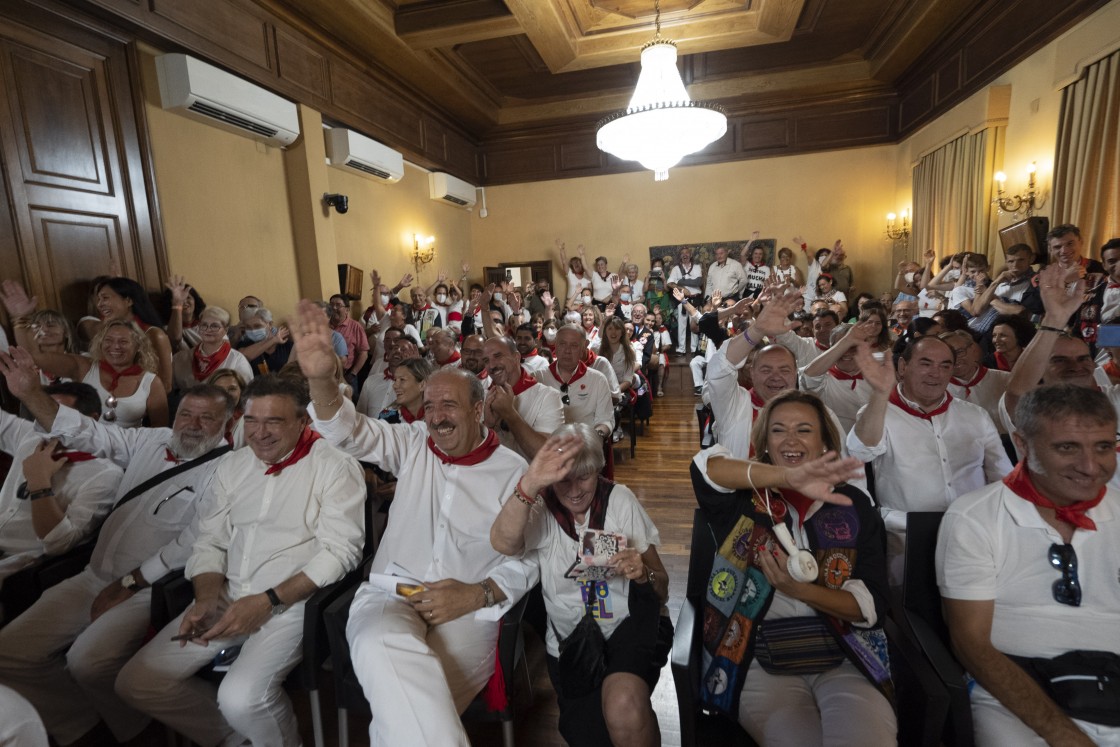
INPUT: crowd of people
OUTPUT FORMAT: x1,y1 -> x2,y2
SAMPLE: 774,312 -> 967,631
0,224 -> 1115,746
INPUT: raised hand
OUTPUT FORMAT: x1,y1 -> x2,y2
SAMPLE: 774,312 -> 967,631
396,340 -> 419,361
0,280 -> 38,318
166,274 -> 191,306
622,253 -> 630,264
750,284 -> 802,338
370,269 -> 381,290
923,249 -> 936,264
437,270 -> 447,283
611,275 -> 622,290
541,291 -> 554,308
848,318 -> 881,345
292,300 -> 339,380
672,287 -> 685,303
792,235 -> 805,247
521,434 -> 584,495
399,273 -> 414,289
461,261 -> 471,275
853,343 -> 895,393
0,348 -> 42,400
711,289 -> 723,308
605,302 -> 617,317
1037,263 -> 1086,322
751,230 -> 761,240
577,244 -> 586,256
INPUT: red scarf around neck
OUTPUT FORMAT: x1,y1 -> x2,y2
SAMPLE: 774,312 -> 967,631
192,341 -> 231,381
399,405 -> 424,424
54,450 -> 96,462
828,366 -> 863,389
549,360 -> 588,387
951,366 -> 988,397
99,359 -> 143,393
544,476 -> 613,541
427,427 -> 500,466
778,488 -> 815,528
265,427 -> 322,476
749,388 -> 766,412
993,351 -> 1012,371
1103,359 -> 1120,382
442,350 -> 461,366
888,386 -> 952,420
511,368 -> 538,395
1003,461 -> 1105,531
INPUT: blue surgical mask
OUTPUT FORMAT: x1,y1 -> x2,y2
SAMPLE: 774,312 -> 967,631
620,294 -> 631,302
244,328 -> 267,342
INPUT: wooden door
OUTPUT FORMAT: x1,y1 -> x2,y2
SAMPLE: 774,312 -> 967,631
0,2 -> 164,324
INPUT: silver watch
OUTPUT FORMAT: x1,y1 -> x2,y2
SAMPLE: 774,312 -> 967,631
479,579 -> 496,608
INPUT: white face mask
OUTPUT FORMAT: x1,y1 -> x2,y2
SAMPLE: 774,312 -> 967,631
544,329 -> 558,342
493,292 -> 504,303
904,271 -> 916,284
581,295 -> 592,304
380,294 -> 392,306
435,294 -> 448,304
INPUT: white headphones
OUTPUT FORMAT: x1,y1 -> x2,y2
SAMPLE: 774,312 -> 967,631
763,490 -> 819,583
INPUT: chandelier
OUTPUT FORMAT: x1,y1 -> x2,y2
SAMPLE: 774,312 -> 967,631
595,0 -> 727,181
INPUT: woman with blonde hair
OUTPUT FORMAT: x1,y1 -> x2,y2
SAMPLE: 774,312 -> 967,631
596,317 -> 637,395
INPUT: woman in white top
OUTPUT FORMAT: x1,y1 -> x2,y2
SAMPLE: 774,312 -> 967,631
590,255 -> 617,308
29,319 -> 168,428
597,317 -> 637,395
772,247 -> 802,286
813,273 -> 848,318
558,242 -> 592,305
582,307 -> 602,349
171,306 -> 253,392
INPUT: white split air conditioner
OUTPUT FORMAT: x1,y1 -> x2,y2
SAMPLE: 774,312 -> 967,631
154,53 -> 299,147
324,128 -> 403,184
429,172 -> 477,208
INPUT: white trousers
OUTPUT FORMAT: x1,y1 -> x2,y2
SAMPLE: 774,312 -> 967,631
116,605 -> 305,747
690,356 -> 707,388
0,567 -> 151,744
0,683 -> 48,747
676,307 -> 696,353
346,583 -> 498,747
738,659 -> 897,747
971,683 -> 1120,746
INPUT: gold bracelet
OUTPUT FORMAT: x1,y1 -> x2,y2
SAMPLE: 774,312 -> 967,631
311,393 -> 342,409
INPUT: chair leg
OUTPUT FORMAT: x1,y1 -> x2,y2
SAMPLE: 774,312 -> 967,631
338,707 -> 349,747
308,688 -> 324,747
502,717 -> 515,747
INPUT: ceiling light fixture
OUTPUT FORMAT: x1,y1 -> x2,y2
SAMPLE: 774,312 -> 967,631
595,0 -> 727,181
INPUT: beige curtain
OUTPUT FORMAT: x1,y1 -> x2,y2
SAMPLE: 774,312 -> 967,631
912,128 -> 999,262
1053,49 -> 1120,250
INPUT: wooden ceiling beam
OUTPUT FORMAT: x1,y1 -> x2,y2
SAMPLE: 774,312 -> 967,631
501,0 -> 579,71
862,0 -> 979,82
396,0 -> 523,49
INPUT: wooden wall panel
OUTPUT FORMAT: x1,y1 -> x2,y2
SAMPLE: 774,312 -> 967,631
559,140 -> 602,171
796,105 -> 893,147
29,209 -> 123,320
936,53 -> 962,104
150,0 -> 273,71
898,77 -> 934,133
274,27 -> 330,107
421,115 -> 448,162
740,117 -> 791,152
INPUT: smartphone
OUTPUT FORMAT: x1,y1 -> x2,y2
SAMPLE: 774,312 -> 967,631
1097,324 -> 1120,348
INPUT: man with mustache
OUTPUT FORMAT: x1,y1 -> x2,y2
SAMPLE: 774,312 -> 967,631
293,300 -> 534,747
0,348 -> 235,746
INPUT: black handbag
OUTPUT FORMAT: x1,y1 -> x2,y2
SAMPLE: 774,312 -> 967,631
1012,650 -> 1120,726
552,591 -> 608,700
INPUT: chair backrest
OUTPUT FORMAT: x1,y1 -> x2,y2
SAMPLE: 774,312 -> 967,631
685,508 -> 718,603
903,511 -> 950,646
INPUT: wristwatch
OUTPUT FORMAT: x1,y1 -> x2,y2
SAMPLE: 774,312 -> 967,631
265,587 -> 287,616
646,568 -> 657,586
120,573 -> 139,591
479,579 -> 496,608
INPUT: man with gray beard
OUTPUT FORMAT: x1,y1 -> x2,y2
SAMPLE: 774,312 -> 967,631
0,348 -> 235,746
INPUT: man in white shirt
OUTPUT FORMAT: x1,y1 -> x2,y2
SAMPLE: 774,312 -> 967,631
941,330 -> 1011,435
847,337 -> 1011,581
0,351 -> 235,746
460,333 -> 488,377
667,247 -> 704,353
116,375 -> 365,746
292,300 -> 534,747
428,327 -> 463,370
800,323 -> 875,434
0,383 -> 121,591
778,309 -> 838,368
482,336 -> 564,460
937,384 -> 1120,746
705,246 -> 747,300
356,332 -> 418,418
535,325 -> 614,440
514,323 -> 549,373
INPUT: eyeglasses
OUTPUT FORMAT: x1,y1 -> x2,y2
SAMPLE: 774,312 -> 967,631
560,383 -> 570,406
1048,543 -> 1081,607
197,322 -> 225,331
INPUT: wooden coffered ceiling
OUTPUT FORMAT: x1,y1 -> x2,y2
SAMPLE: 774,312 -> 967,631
255,0 -> 1105,183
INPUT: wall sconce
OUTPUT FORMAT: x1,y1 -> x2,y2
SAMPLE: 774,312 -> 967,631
993,162 -> 1041,217
412,234 -> 435,275
885,209 -> 910,249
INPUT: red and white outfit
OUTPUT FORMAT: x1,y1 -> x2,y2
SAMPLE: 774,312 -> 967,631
82,366 -> 156,430
521,351 -> 549,374
777,330 -> 828,370
947,366 -> 1011,434
936,475 -> 1120,745
171,341 -> 253,392
847,385 -> 1012,582
356,363 -> 398,418
498,369 -> 564,460
800,367 -> 872,434
535,362 -> 614,435
117,435 -> 365,745
308,401 -> 535,746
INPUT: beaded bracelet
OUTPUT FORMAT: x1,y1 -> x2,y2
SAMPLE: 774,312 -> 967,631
1037,324 -> 1066,334
311,392 -> 342,409
514,478 -> 540,509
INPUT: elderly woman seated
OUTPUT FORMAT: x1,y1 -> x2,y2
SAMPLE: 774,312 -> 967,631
491,423 -> 671,747
691,390 -> 895,746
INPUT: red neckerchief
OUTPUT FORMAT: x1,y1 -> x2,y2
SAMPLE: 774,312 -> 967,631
1108,282 -> 1120,290
511,368 -> 538,395
888,386 -> 952,420
1003,461 -> 1105,531
815,340 -> 828,351
442,350 -> 461,365
478,368 -> 489,380
426,427 -> 500,466
748,388 -> 766,419
994,351 -> 1012,371
1103,360 -> 1120,382
54,450 -> 96,462
779,488 -> 815,528
583,349 -> 597,365
549,360 -> 588,387
525,347 -> 539,357
191,341 -> 231,381
383,368 -> 395,380
165,448 -> 183,463
400,405 -> 424,424
131,314 -> 151,331
951,366 -> 988,397
264,427 -> 322,476
99,360 -> 143,392
544,475 -> 613,541
828,366 -> 863,389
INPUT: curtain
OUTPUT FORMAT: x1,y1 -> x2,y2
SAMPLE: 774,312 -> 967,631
1053,49 -> 1120,250
912,128 -> 999,263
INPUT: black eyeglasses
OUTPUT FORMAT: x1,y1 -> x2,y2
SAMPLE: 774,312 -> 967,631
1048,543 -> 1081,607
560,383 -> 570,406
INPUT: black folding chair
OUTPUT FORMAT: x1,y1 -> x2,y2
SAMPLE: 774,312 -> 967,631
1,540 -> 95,623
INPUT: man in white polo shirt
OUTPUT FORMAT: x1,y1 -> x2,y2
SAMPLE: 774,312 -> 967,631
800,321 -> 876,434
535,325 -> 614,441
482,335 -> 564,459
941,329 -> 1011,435
937,384 -> 1120,746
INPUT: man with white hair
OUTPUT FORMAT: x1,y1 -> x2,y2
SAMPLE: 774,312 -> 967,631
535,325 -> 614,440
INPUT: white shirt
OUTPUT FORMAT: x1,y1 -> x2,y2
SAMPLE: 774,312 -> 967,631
590,355 -> 621,401
667,262 -> 703,297
800,369 -> 872,434
0,413 -> 121,576
187,438 -> 365,598
499,378 -> 564,460
704,346 -> 763,461
521,354 -> 549,374
171,345 -> 253,392
777,330 -> 828,370
706,259 -> 747,298
566,270 -> 592,301
847,386 -> 1012,531
534,365 -> 614,433
937,480 -> 1120,659
47,405 -> 229,583
523,484 -> 659,657
356,369 -> 396,418
743,263 -> 770,297
82,368 -> 156,430
308,400 -> 534,618
946,366 -> 1011,434
590,271 -> 617,303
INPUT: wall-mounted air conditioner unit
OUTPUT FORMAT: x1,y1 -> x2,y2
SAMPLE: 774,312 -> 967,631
325,128 -> 403,184
429,172 -> 477,208
154,53 -> 299,148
